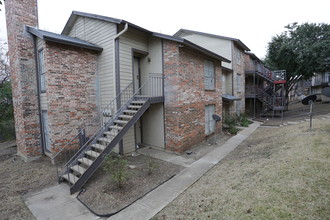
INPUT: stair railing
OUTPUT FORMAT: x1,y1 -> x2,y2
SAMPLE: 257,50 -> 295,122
53,74 -> 163,180
51,82 -> 134,168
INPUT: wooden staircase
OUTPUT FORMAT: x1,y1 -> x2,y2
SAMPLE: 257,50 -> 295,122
60,98 -> 150,194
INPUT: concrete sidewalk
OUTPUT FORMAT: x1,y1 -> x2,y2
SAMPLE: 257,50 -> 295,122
109,121 -> 260,220
25,184 -> 98,220
25,121 -> 260,220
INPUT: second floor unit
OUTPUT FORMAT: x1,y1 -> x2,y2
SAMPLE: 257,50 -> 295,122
174,29 -> 250,116
6,3 -> 231,162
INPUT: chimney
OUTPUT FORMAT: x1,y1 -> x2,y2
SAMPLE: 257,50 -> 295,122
5,0 -> 42,161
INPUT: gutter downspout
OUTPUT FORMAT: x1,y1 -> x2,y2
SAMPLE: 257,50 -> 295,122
112,23 -> 128,109
31,32 -> 45,156
112,23 -> 128,155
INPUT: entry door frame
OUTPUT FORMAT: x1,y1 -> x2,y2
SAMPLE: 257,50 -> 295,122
131,49 -> 149,149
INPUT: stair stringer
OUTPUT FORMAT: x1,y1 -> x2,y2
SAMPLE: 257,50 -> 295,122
69,99 -> 150,194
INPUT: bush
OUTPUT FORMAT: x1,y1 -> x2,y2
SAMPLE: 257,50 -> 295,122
228,126 -> 239,135
238,114 -> 253,127
0,121 -> 16,142
103,153 -> 130,189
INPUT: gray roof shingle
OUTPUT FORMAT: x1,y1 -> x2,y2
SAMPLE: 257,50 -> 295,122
27,26 -> 103,52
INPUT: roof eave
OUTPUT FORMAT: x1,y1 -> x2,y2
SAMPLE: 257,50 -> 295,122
175,29 -> 250,52
183,39 -> 231,63
43,36 -> 103,52
27,26 -> 103,52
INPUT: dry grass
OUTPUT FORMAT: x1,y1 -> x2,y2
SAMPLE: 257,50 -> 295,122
153,116 -> 330,219
0,153 -> 56,220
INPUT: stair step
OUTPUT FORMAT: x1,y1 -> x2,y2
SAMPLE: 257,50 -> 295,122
123,110 -> 137,114
78,157 -> 93,167
103,131 -> 117,137
131,100 -> 145,105
85,150 -> 100,158
92,143 -> 106,151
114,120 -> 128,124
109,125 -> 123,130
128,105 -> 141,109
97,137 -> 112,144
71,165 -> 86,175
62,173 -> 79,185
119,115 -> 133,120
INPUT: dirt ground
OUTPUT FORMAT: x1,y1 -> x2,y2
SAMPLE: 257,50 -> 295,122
78,154 -> 184,215
153,115 -> 330,219
0,141 -> 56,220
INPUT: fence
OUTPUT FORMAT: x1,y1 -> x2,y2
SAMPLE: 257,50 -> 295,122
0,121 -> 16,142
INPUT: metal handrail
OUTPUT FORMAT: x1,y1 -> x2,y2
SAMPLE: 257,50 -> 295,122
51,82 -> 134,161
53,74 -> 163,177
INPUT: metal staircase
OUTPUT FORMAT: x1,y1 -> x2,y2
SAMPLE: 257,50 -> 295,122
254,68 -> 286,117
61,98 -> 149,194
52,74 -> 163,194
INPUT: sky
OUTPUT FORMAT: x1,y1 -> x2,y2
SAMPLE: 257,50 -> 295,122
0,0 -> 329,59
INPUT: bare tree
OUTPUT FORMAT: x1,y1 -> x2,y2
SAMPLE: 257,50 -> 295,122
0,41 -> 9,86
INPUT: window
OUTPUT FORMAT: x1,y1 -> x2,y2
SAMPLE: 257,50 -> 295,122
205,104 -> 215,135
236,101 -> 241,116
236,74 -> 241,93
236,51 -> 242,64
204,60 -> 215,90
38,50 -> 46,92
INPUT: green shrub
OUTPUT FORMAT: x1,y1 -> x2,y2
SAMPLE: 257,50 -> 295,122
237,114 -> 253,127
103,153 -> 130,189
227,126 -> 239,135
224,115 -> 238,127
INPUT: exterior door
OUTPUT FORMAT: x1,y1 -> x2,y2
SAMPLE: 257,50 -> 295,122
133,57 -> 141,93
41,110 -> 51,152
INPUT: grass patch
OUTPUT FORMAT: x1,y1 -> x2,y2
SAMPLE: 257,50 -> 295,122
154,117 -> 330,219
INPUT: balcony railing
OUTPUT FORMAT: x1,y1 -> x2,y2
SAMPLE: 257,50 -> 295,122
245,61 -> 286,82
312,74 -> 330,86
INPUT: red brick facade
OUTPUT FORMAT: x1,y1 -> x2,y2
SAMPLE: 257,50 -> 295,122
163,40 -> 222,152
5,0 -> 41,160
43,42 -> 98,153
5,0 -> 99,160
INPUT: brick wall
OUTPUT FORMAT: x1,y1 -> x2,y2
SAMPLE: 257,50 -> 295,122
5,0 -> 41,161
232,43 -> 246,115
44,42 -> 98,153
164,40 -> 222,152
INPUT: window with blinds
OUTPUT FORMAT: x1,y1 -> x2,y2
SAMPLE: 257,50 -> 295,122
205,104 -> 215,135
204,60 -> 215,90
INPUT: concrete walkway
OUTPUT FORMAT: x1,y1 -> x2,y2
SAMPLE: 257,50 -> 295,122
109,121 -> 260,220
25,121 -> 260,220
25,184 -> 98,220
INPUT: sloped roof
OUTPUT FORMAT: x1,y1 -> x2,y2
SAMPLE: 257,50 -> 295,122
27,26 -> 103,52
174,29 -> 250,51
61,11 -> 230,63
245,51 -> 262,63
152,33 -> 230,63
62,11 -> 152,35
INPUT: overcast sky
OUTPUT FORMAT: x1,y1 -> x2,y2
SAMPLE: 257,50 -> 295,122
0,0 -> 329,59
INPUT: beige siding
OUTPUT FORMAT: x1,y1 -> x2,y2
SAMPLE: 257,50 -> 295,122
142,103 -> 165,149
123,127 -> 135,154
118,27 -> 149,150
119,27 -> 149,90
67,16 -> 117,108
177,33 -> 232,70
140,36 -> 163,84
